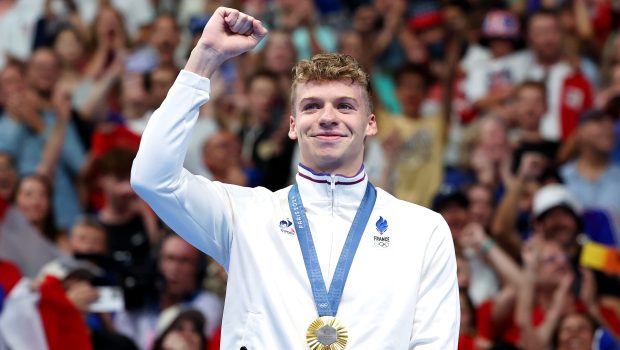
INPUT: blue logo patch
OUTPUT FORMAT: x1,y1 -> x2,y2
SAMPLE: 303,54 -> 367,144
375,216 -> 388,234
279,219 -> 295,235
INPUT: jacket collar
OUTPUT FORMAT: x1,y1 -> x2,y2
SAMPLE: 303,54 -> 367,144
295,163 -> 368,206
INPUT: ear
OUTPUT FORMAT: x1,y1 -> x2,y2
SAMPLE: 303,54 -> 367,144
288,115 -> 298,140
365,113 -> 377,137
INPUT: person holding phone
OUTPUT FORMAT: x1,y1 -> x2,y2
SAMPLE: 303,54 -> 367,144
131,7 -> 459,349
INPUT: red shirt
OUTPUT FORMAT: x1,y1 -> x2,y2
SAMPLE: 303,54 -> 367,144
0,198 -> 8,221
0,260 -> 21,295
476,298 -> 586,346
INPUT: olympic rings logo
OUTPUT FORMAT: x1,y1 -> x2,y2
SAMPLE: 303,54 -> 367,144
374,241 -> 390,248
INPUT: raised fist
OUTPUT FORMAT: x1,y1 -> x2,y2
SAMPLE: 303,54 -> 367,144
188,7 -> 268,76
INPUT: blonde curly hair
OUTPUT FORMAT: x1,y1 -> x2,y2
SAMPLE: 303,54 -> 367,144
290,53 -> 372,114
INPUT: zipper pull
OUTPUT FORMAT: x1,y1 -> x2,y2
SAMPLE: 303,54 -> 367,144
330,175 -> 336,190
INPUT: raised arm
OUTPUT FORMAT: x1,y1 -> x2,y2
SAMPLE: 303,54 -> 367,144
36,86 -> 72,180
130,8 -> 267,266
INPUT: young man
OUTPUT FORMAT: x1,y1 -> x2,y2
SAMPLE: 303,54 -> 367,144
131,7 -> 459,349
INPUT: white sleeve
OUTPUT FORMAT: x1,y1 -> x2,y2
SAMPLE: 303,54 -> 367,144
131,70 -> 234,267
464,65 -> 488,103
409,216 -> 460,349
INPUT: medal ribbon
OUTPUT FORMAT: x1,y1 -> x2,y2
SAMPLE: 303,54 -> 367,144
288,182 -> 376,316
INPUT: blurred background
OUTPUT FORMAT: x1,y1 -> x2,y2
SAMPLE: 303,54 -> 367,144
1,0 -> 620,349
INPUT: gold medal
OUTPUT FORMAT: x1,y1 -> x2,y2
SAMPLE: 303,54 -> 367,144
306,316 -> 348,350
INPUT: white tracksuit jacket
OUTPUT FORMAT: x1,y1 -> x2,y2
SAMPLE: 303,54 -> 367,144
131,70 -> 460,349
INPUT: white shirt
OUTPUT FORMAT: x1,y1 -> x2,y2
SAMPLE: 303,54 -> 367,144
508,51 -> 578,141
0,0 -> 44,70
113,291 -> 223,350
131,70 -> 460,349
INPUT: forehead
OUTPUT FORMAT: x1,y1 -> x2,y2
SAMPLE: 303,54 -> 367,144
31,50 -> 57,65
294,80 -> 366,104
518,85 -> 544,97
22,177 -> 46,189
72,224 -> 105,236
540,241 -> 563,255
162,236 -> 198,257
529,14 -> 559,30
468,186 -> 492,200
250,76 -> 277,90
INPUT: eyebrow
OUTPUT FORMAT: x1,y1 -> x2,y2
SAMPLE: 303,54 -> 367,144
299,96 -> 359,104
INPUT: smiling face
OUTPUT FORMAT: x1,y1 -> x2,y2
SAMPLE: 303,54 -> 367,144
557,313 -> 595,350
16,176 -> 50,226
288,80 -> 376,176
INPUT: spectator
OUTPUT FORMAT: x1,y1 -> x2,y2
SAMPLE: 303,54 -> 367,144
238,69 -> 293,190
202,130 -> 247,186
148,14 -> 181,70
466,183 -> 495,230
0,0 -> 44,69
94,148 -> 158,274
114,234 -> 223,349
0,153 -> 17,212
0,59 -> 25,113
152,308 -> 208,350
13,174 -> 65,249
39,215 -> 109,280
52,25 -> 87,94
560,108 -> 620,211
62,269 -> 139,350
465,9 -> 523,112
378,63 -> 446,207
0,47 -> 86,230
555,312 -> 596,350
88,5 -> 129,68
458,289 -> 479,350
2,2 -> 620,348
513,9 -> 593,141
513,238 -> 606,350
251,29 -> 297,96
126,66 -> 178,136
466,115 -> 512,190
510,81 -> 561,174
274,0 -> 337,60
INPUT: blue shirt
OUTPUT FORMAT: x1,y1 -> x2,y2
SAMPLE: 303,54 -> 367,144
611,120 -> 620,164
0,111 -> 85,229
560,161 -> 620,212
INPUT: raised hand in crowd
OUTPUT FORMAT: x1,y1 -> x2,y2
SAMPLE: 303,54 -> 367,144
517,237 -> 577,350
36,84 -> 73,179
65,280 -> 99,313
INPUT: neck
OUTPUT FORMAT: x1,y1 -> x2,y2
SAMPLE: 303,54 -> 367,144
403,107 -> 422,120
99,205 -> 135,225
536,54 -> 561,69
577,149 -> 609,180
160,291 -> 182,310
301,162 -> 363,178
520,129 -> 543,142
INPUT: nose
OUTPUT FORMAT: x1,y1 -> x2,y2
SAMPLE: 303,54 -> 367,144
318,104 -> 338,127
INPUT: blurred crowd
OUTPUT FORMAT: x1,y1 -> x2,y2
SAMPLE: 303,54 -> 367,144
0,0 -> 620,349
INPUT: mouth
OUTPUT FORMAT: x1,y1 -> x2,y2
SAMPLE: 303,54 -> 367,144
313,133 -> 344,141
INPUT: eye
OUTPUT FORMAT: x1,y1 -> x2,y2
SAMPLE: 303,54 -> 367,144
338,103 -> 354,110
302,103 -> 319,111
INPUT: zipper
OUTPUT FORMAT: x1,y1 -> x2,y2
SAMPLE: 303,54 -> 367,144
327,174 -> 336,285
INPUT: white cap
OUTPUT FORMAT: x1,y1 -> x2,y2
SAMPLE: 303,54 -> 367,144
532,184 -> 582,218
155,305 -> 182,337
